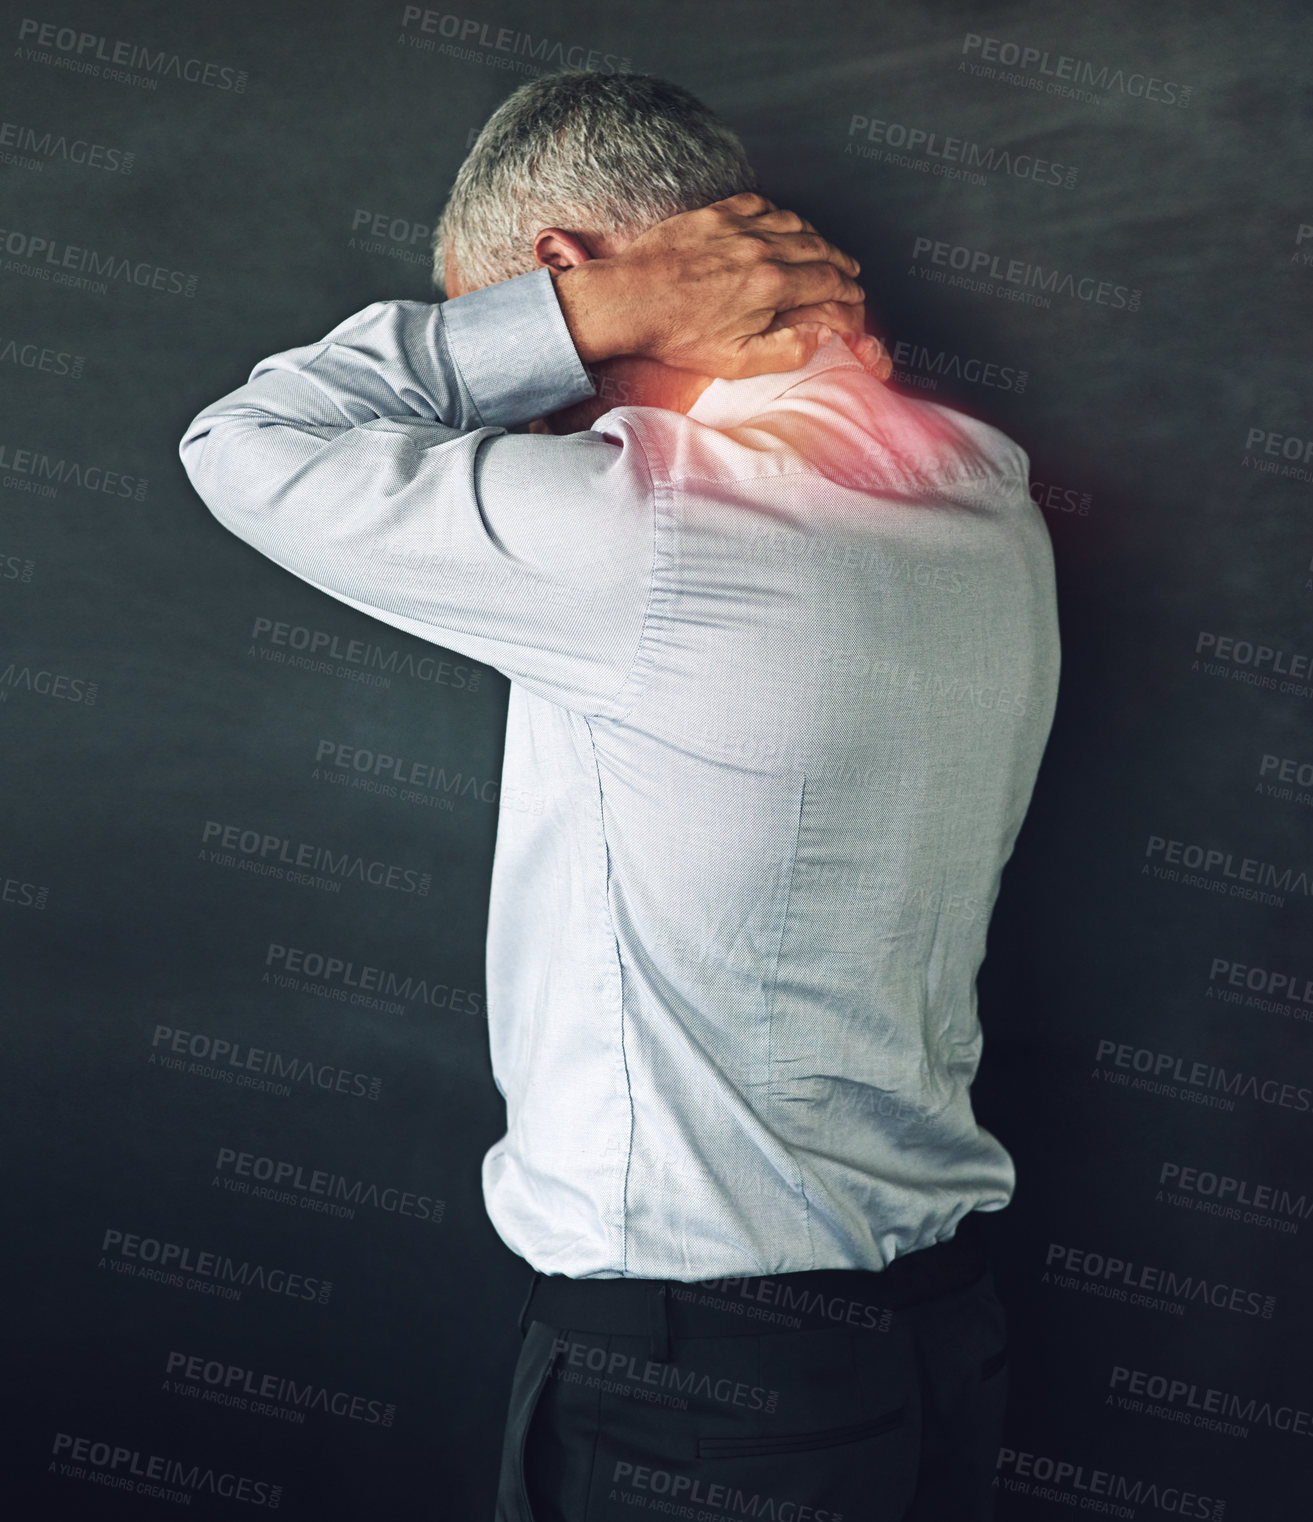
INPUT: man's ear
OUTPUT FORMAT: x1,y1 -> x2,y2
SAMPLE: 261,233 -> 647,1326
533,228 -> 601,273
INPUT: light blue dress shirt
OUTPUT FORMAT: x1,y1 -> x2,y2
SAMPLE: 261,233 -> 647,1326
180,265 -> 1061,1280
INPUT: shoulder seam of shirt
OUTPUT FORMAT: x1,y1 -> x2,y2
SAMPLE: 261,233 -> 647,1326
659,461 -> 1023,494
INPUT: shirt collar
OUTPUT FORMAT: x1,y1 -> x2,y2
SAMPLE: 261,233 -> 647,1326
684,333 -> 887,430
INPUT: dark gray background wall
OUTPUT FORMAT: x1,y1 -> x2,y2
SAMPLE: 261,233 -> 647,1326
3,0 -> 1311,1515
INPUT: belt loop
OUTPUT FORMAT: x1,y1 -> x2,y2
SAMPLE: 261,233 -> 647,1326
647,1282 -> 670,1364
517,1269 -> 539,1337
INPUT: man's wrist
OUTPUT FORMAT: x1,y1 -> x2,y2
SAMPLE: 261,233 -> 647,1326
439,270 -> 597,427
550,262 -> 640,366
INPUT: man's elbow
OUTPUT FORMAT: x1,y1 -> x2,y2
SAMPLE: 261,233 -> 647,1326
178,400 -> 220,481
178,421 -> 249,537
179,423 -> 217,510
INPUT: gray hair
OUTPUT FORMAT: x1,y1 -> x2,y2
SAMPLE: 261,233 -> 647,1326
431,70 -> 760,295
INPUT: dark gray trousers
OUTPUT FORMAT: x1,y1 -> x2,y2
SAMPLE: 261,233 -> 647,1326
494,1254 -> 1007,1521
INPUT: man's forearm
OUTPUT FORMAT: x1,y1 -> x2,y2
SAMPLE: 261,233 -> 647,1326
179,271 -> 599,558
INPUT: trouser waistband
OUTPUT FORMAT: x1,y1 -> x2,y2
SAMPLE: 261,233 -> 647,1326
517,1211 -> 990,1363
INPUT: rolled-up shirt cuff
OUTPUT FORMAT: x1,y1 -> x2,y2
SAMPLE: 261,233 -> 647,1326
440,265 -> 597,429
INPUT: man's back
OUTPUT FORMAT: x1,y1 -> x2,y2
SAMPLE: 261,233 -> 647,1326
181,87 -> 1049,1509
482,337 -> 1061,1279
180,273 -> 1060,1283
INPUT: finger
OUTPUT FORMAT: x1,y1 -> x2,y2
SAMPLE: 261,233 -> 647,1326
740,206 -> 811,235
762,228 -> 861,277
732,203 -> 822,238
764,305 -> 889,378
769,298 -> 867,337
854,335 -> 893,379
726,322 -> 834,379
711,190 -> 778,217
768,259 -> 865,310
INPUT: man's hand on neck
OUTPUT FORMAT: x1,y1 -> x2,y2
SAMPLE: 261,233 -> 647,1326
544,194 -> 865,378
446,190 -> 878,436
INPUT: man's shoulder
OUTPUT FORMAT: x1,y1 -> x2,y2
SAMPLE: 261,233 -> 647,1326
883,384 -> 1031,491
795,362 -> 1031,485
589,367 -> 1030,498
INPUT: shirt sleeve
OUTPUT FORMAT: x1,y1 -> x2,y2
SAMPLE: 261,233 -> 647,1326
178,266 -> 656,719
